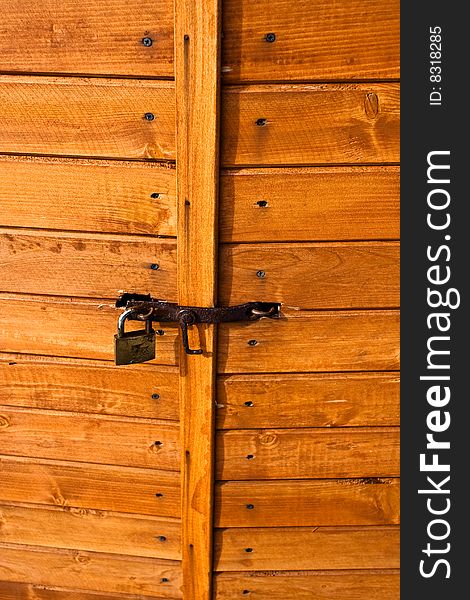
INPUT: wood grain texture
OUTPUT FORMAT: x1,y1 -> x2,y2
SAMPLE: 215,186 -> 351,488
0,581 -> 169,600
219,166 -> 400,242
214,569 -> 400,599
216,427 -> 399,480
0,455 -> 180,517
0,504 -> 180,559
0,0 -> 174,77
218,309 -> 400,373
0,228 -> 177,299
215,478 -> 400,527
0,407 -> 179,470
0,75 -> 175,160
174,2 -> 221,599
217,372 -> 400,429
220,242 -> 399,309
221,83 -> 400,166
214,526 -> 400,571
0,543 -> 182,597
222,0 -> 400,82
0,355 -> 179,420
0,155 -> 176,235
0,294 -> 179,364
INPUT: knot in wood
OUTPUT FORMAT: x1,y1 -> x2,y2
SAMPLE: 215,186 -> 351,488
258,432 -> 278,447
0,415 -> 11,429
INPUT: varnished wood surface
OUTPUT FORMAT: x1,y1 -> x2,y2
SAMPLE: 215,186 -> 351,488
0,294 -> 179,364
222,0 -> 400,82
0,228 -> 177,299
0,407 -> 179,470
0,581 -> 172,600
214,569 -> 400,599
174,2 -> 221,598
1,1 -> 399,82
0,355 -> 179,420
215,478 -> 400,527
214,526 -> 400,571
0,542 -> 182,597
216,372 -> 400,429
0,0 -> 174,78
218,308 -> 400,373
0,159 -> 399,242
0,79 -> 398,165
0,155 -> 177,236
0,455 -> 180,517
216,427 -> 399,480
0,503 -> 180,559
0,75 -> 175,160
220,242 -> 399,309
221,83 -> 400,166
219,166 -> 400,242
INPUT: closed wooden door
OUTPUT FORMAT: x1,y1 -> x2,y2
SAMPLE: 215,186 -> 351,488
0,2 -> 399,599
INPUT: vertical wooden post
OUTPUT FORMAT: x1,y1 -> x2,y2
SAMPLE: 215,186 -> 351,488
174,1 -> 221,598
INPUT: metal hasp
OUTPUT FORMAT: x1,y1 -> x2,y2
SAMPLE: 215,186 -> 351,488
116,293 -> 281,356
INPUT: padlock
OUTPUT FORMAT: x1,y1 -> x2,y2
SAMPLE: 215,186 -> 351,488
114,309 -> 156,365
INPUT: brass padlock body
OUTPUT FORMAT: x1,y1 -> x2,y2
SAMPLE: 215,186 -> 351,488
114,310 -> 156,365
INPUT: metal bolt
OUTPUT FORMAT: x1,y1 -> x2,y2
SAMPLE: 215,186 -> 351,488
150,192 -> 160,198
158,535 -> 167,542
150,263 -> 160,270
151,393 -> 160,400
256,270 -> 266,278
246,454 -> 255,460
244,401 -> 254,407
248,339 -> 258,346
265,32 -> 276,43
156,329 -> 165,336
244,547 -> 254,553
144,112 -> 155,121
246,503 -> 255,510
142,36 -> 153,47
256,118 -> 267,126
256,200 -> 268,207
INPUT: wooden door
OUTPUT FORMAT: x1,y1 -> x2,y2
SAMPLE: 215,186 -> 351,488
0,1 -> 399,599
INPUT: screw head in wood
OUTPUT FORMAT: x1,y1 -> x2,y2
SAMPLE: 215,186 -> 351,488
244,547 -> 254,553
246,503 -> 255,510
265,32 -> 276,42
256,200 -> 268,207
158,535 -> 167,542
256,270 -> 266,278
144,112 -> 155,121
156,329 -> 165,336
150,263 -> 160,270
248,339 -> 258,346
244,401 -> 254,407
256,118 -> 267,126
151,393 -> 160,400
142,36 -> 153,47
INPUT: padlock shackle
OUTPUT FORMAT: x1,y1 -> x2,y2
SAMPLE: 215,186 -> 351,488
118,308 -> 154,336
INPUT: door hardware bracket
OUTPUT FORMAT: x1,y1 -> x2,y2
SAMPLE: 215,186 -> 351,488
116,293 -> 281,356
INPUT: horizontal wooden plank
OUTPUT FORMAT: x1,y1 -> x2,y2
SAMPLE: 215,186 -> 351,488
0,294 -> 179,364
0,76 -> 175,160
215,478 -> 400,527
216,428 -> 399,480
0,0 -> 174,77
0,503 -> 180,559
0,581 -> 166,600
0,155 -> 176,235
217,372 -> 400,429
218,309 -> 400,373
1,235 -> 398,307
0,542 -> 182,597
221,84 -> 399,166
0,407 -> 179,470
0,355 -> 179,419
214,569 -> 400,599
0,456 -> 180,517
219,166 -> 400,242
220,242 -> 399,309
214,526 -> 400,571
0,228 -> 177,299
222,0 -> 400,82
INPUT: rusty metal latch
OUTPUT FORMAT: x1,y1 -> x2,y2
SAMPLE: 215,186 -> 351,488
115,293 -> 281,362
